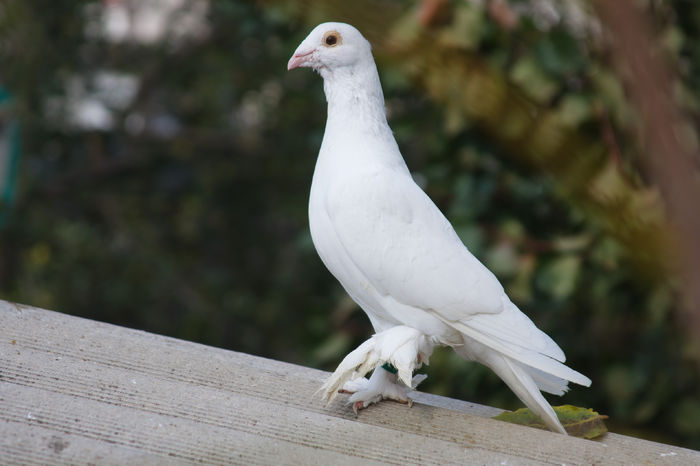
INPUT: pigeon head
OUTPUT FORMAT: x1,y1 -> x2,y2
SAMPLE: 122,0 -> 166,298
287,22 -> 373,75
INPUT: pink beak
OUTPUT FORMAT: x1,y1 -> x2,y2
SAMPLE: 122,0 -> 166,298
287,50 -> 314,70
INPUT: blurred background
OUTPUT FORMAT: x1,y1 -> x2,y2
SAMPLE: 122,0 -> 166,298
1,0 -> 699,449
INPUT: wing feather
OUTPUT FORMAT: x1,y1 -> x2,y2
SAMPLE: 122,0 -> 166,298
327,171 -> 503,319
326,170 -> 588,386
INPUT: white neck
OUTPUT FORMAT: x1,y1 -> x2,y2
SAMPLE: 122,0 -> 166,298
321,60 -> 390,136
314,58 -> 409,177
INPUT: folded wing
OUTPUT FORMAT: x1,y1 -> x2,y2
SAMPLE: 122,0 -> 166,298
327,171 -> 590,388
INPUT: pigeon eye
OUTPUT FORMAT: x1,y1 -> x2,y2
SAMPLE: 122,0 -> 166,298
323,31 -> 341,47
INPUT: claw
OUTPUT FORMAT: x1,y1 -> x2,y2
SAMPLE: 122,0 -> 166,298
352,401 -> 364,415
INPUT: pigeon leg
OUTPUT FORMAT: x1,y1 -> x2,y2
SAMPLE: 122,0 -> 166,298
343,364 -> 427,412
318,325 -> 433,406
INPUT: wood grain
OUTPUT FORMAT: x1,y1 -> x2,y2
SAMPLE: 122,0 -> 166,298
0,300 -> 696,465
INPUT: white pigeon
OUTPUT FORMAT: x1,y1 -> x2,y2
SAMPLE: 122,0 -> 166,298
288,22 -> 591,434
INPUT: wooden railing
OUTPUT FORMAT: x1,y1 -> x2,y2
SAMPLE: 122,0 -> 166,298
1,300 -> 697,464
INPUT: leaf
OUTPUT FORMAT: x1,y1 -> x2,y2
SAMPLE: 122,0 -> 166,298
558,95 -> 591,127
438,3 -> 485,50
535,255 -> 581,300
493,405 -> 608,439
533,30 -> 586,76
672,399 -> 700,436
510,57 -> 559,102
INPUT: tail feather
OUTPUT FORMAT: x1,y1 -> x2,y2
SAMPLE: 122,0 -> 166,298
440,318 -> 591,387
498,357 -> 567,434
454,341 -> 568,433
526,366 -> 570,396
447,316 -> 591,434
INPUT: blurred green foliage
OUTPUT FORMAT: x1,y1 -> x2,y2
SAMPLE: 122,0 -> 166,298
1,0 -> 699,449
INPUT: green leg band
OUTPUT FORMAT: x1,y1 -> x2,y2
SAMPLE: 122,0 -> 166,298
381,362 -> 398,374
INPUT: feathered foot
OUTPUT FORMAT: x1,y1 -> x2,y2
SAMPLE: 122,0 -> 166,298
343,366 -> 428,413
318,326 -> 435,410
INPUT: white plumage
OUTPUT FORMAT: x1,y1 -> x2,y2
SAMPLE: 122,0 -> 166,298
288,22 -> 591,434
